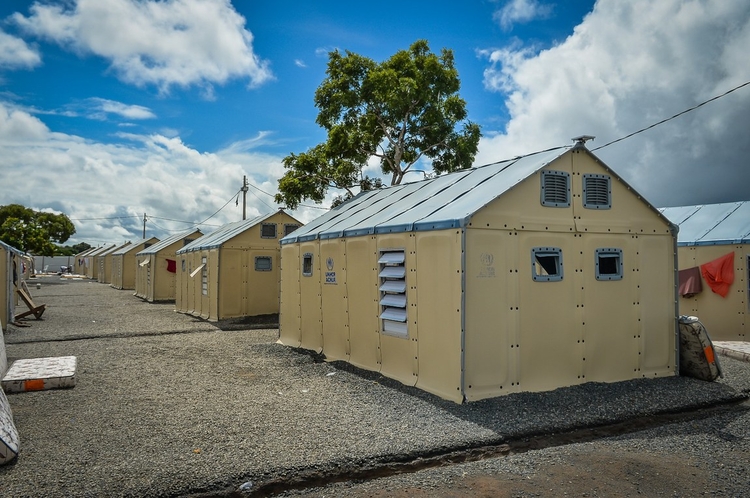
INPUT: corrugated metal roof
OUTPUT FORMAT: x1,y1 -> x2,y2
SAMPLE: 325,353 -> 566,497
137,229 -> 202,255
282,147 -> 569,244
659,201 -> 750,246
112,237 -> 158,256
87,245 -> 115,257
177,212 -> 283,253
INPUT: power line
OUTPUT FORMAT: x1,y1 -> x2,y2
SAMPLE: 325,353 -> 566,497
245,181 -> 328,211
593,79 -> 750,151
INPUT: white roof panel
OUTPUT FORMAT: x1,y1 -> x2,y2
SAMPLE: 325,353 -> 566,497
660,201 -> 750,245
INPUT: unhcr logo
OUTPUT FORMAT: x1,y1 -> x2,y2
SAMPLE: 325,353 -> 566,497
325,257 -> 336,284
478,252 -> 496,278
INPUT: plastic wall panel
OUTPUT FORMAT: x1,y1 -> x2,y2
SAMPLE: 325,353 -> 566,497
637,235 -> 677,376
279,244 -> 301,347
346,236 -> 381,371
677,244 -> 747,341
187,252 -> 198,315
517,232 -> 583,393
217,248 -> 247,320
376,233 -> 418,387
246,250 -> 280,317
320,238 -> 350,361
1,248 -> 7,332
463,228 -> 520,401
581,234 -> 640,382
299,241 -> 323,352
414,230 -> 464,402
174,254 -> 187,313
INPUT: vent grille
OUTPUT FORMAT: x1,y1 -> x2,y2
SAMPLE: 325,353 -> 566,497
583,175 -> 611,209
541,171 -> 570,207
379,249 -> 407,337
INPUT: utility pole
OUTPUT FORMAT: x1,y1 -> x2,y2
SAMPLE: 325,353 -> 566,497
241,175 -> 249,220
142,213 -> 147,238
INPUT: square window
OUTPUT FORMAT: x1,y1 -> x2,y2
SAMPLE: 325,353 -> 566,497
255,256 -> 272,271
583,174 -> 611,209
302,253 -> 313,276
261,223 -> 277,238
540,170 -> 570,207
284,224 -> 300,236
531,247 -> 563,282
596,248 -> 623,280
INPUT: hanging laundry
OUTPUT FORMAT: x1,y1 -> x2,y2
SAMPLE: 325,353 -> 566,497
166,259 -> 177,273
678,267 -> 703,297
700,251 -> 735,297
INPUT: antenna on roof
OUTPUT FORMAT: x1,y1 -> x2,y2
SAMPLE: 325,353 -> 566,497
571,135 -> 595,149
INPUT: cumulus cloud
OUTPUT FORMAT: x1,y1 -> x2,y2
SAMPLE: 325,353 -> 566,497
12,0 -> 273,94
0,102 -> 317,245
494,0 -> 554,31
477,0 -> 750,207
0,29 -> 41,69
83,98 -> 156,121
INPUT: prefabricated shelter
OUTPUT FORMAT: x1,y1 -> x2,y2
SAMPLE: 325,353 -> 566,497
279,142 -> 679,403
0,241 -> 23,333
175,211 -> 301,321
74,247 -> 96,276
97,242 -> 130,284
135,229 -> 203,302
111,237 -> 159,290
84,245 -> 115,280
660,201 -> 749,341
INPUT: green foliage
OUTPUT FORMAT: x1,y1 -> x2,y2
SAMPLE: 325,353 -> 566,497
0,204 -> 76,255
55,242 -> 91,256
276,39 -> 481,210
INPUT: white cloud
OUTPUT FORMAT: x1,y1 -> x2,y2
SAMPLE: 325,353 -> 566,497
0,29 -> 41,69
294,59 -> 307,68
494,0 -> 554,31
0,102 -> 318,245
477,0 -> 750,207
84,98 -> 156,120
12,0 -> 273,94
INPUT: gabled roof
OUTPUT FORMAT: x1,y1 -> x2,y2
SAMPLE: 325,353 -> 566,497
87,245 -> 115,257
0,240 -> 23,256
177,212 -> 287,254
281,147 -> 571,245
112,237 -> 159,256
659,201 -> 750,246
100,243 -> 129,257
137,229 -> 202,255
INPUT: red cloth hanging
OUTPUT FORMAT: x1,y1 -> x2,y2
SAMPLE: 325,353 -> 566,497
166,259 -> 177,273
700,251 -> 735,297
678,266 -> 703,297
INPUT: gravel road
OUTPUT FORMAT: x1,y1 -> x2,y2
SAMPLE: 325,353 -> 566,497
1,276 -> 748,497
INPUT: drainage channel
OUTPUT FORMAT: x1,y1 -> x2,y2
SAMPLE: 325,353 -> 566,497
191,397 -> 749,498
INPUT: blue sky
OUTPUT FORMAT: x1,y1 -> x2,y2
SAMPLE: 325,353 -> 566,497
1,0 -> 749,246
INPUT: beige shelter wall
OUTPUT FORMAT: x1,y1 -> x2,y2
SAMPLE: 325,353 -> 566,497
298,241 -> 323,352
224,211 -> 301,250
134,254 -> 149,299
150,243 -> 183,302
111,255 -> 123,288
375,233 -> 418,388
345,236 -> 380,372
187,252 -> 199,315
678,244 -> 748,341
464,149 -> 676,401
245,249 -> 280,317
174,254 -> 186,313
279,244 -> 301,347
320,238 -> 350,361
216,249 -> 238,320
413,230 -> 464,402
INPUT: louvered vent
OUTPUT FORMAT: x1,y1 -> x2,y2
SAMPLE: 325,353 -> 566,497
583,174 -> 611,209
379,249 -> 407,337
540,170 -> 570,207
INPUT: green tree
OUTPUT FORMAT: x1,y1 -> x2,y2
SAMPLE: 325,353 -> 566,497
0,204 -> 76,255
276,39 -> 481,209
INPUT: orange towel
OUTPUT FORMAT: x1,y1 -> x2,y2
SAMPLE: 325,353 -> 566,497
700,251 -> 735,297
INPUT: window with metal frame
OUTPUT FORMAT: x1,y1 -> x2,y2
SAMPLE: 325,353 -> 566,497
255,256 -> 272,271
284,224 -> 300,236
583,174 -> 612,209
261,223 -> 277,238
531,247 -> 563,282
201,256 -> 208,295
302,253 -> 313,276
595,248 -> 623,281
540,170 -> 571,207
379,249 -> 407,338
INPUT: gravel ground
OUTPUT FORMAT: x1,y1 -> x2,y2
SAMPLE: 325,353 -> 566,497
1,276 -> 749,497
